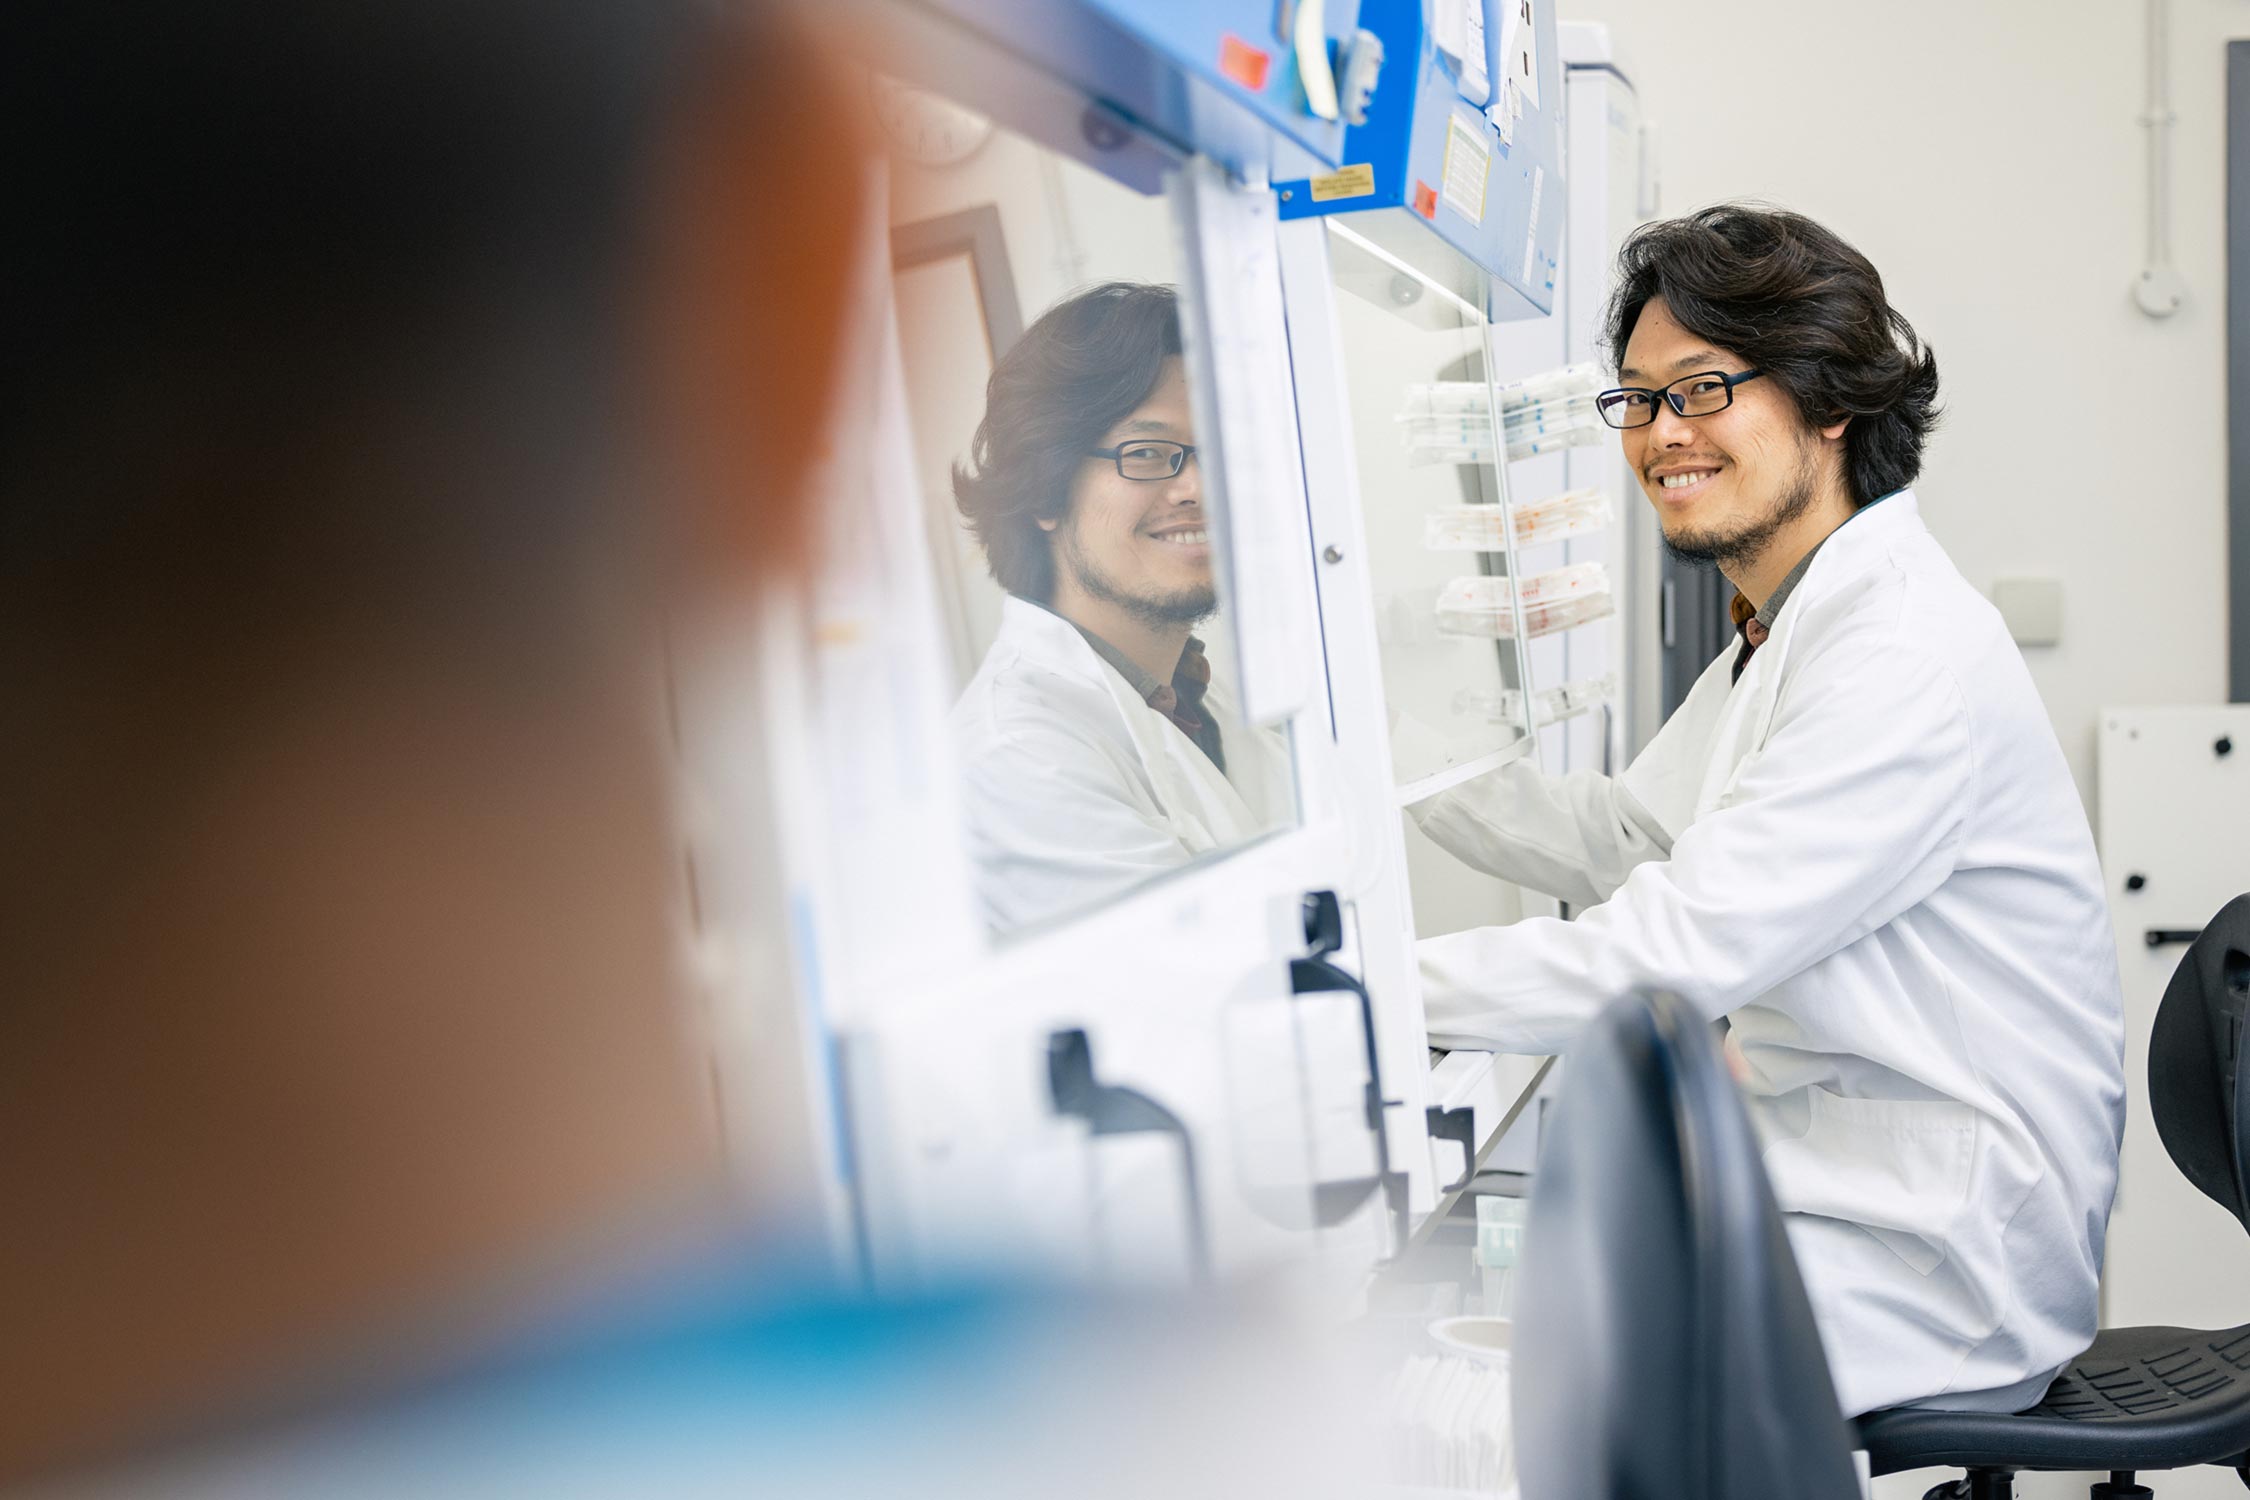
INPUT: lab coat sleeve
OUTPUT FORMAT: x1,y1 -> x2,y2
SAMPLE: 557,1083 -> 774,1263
1409,760 -> 1674,908
1416,633 -> 1975,1054
958,711 -> 1196,933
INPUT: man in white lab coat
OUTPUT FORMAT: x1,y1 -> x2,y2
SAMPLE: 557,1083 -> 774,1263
948,283 -> 1291,935
1416,205 -> 2125,1418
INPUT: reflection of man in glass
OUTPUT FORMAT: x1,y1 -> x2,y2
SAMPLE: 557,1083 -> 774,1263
950,282 -> 1290,934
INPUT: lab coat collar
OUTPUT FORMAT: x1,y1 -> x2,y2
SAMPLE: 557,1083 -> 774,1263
1745,490 -> 1922,658
997,592 -> 1111,676
991,594 -> 1264,823
1792,489 -> 1920,597
1745,489 -> 1900,628
1627,490 -> 1927,836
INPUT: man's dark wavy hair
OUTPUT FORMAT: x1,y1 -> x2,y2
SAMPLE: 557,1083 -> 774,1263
1603,204 -> 1940,507
953,281 -> 1181,601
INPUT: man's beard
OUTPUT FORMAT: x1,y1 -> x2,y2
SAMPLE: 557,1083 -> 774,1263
1058,524 -> 1217,628
1659,438 -> 1822,576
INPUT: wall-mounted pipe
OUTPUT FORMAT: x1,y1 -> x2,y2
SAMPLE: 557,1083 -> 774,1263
2137,0 -> 2188,317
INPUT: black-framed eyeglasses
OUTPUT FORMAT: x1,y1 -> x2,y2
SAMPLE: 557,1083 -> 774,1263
1594,369 -> 1764,430
1088,439 -> 1198,481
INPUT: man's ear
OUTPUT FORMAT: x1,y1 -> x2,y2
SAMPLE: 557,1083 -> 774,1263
1036,515 -> 1060,533
1821,413 -> 1851,442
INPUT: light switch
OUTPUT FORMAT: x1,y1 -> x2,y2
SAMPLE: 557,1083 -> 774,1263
1992,577 -> 2063,647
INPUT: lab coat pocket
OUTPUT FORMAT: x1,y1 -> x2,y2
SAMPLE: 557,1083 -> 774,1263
1761,1087 -> 1978,1277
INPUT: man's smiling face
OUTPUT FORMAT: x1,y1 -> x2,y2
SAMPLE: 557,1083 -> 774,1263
1618,296 -> 1828,567
1044,357 -> 1214,625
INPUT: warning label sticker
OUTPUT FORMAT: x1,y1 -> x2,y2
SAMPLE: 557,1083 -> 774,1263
1308,164 -> 1376,202
1440,110 -> 1491,225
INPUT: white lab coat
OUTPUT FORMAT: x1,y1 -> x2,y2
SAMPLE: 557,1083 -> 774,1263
951,596 -> 1294,935
1415,492 -> 2125,1417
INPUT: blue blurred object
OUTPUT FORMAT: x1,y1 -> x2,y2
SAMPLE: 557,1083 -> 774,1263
31,1249 -> 1363,1500
861,0 -> 1369,189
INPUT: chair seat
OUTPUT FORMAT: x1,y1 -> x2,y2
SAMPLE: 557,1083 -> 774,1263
1856,1324 -> 2250,1476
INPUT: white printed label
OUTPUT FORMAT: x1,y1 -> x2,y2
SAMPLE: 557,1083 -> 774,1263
1520,165 -> 1545,285
1440,110 -> 1492,226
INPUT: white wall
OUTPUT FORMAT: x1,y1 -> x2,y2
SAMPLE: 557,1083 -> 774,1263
1562,0 -> 2236,812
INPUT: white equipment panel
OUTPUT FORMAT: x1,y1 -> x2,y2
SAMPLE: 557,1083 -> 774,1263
2096,706 -> 2250,1341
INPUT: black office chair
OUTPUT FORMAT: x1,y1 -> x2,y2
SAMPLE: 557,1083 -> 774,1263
1513,990 -> 1863,1500
1857,894 -> 2250,1499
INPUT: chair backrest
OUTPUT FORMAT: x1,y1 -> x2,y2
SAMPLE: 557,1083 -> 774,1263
1513,992 -> 1862,1500
2148,894 -> 2250,1233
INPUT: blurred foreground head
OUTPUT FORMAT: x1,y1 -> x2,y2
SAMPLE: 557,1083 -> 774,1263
0,0 -> 862,1479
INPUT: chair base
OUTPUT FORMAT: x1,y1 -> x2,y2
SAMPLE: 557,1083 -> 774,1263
1923,1469 -> 2185,1499
2088,1476 -> 2154,1499
1921,1473 -> 2012,1500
